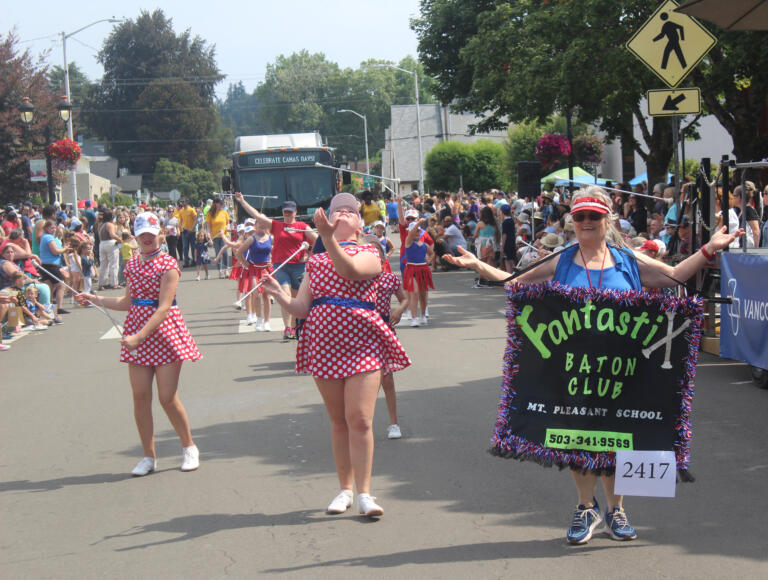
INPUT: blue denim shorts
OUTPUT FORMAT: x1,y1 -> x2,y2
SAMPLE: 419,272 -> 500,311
273,262 -> 305,290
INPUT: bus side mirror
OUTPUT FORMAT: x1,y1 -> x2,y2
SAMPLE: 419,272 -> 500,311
222,175 -> 231,192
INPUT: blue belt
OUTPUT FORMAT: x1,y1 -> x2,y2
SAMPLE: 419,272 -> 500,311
131,298 -> 177,307
311,296 -> 375,310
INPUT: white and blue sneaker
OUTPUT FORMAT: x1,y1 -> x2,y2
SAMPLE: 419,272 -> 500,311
567,498 -> 603,544
605,506 -> 637,541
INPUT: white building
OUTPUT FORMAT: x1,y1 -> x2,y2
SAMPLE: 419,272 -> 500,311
381,104 -> 507,194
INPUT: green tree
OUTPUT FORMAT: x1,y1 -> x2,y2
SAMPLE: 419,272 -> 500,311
503,117 -> 593,188
152,158 -> 217,203
256,51 -> 342,134
48,62 -> 94,136
413,0 -> 766,187
0,31 -> 62,205
425,140 -> 504,191
218,81 -> 264,136
83,9 -> 224,176
230,54 -> 437,164
97,192 -> 135,207
425,141 -> 471,190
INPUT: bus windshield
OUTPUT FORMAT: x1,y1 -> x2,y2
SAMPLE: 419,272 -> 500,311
234,148 -> 336,216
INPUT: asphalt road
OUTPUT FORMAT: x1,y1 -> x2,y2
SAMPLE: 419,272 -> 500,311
1,259 -> 766,579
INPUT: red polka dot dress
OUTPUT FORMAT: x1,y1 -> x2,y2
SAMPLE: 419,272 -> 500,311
296,244 -> 411,379
119,253 -> 202,366
374,272 -> 401,331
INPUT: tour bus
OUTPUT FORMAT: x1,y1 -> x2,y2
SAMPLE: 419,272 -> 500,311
223,132 -> 337,221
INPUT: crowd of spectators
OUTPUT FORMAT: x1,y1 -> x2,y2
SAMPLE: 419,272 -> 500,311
368,175 -> 767,286
0,196 -> 233,351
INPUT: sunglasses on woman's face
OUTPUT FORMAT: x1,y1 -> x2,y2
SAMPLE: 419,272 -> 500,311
572,211 -> 604,222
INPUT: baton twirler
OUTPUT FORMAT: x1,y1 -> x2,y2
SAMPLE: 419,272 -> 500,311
236,242 -> 310,306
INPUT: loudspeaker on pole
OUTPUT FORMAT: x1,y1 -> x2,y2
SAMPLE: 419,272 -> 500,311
517,161 -> 541,199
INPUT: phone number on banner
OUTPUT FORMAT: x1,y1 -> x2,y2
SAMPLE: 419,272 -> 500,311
545,429 -> 634,452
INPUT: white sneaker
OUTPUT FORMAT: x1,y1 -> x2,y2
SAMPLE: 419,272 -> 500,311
255,317 -> 264,331
425,307 -> 429,318
34,324 -> 49,331
195,275 -> 200,281
181,445 -> 199,471
420,315 -> 428,326
246,314 -> 253,325
403,311 -> 411,320
263,321 -> 271,332
410,318 -> 420,327
358,493 -> 383,517
131,457 -> 156,476
327,489 -> 354,514
387,424 -> 402,439
205,273 -> 210,280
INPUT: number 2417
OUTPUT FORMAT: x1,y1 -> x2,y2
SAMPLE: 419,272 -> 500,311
621,461 -> 670,479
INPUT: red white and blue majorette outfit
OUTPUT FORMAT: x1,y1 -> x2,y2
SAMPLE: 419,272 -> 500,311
120,253 -> 202,366
296,244 -> 411,379
240,235 -> 273,294
402,233 -> 434,292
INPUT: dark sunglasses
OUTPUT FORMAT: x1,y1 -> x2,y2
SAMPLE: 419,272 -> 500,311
572,211 -> 604,222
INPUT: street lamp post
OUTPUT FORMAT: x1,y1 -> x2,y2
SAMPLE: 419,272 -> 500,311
373,63 -> 424,195
336,109 -> 370,175
19,96 -> 73,205
61,18 -> 122,213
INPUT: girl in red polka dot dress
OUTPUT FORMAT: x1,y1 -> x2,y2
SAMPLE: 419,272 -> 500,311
261,193 -> 411,518
363,234 -> 409,440
77,212 -> 201,477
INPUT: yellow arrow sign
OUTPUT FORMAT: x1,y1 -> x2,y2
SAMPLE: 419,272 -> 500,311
647,88 -> 701,116
627,0 -> 717,88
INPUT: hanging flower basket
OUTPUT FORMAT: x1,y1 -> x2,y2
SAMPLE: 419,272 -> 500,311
48,138 -> 81,172
535,133 -> 571,171
572,135 -> 603,165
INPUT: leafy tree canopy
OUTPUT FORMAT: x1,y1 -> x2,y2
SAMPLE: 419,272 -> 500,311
83,9 -> 225,177
425,139 -> 505,191
413,0 -> 768,186
151,157 -> 217,203
0,30 -> 62,205
219,53 -> 436,164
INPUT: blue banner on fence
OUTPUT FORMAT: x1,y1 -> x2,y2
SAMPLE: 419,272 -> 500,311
720,252 -> 768,369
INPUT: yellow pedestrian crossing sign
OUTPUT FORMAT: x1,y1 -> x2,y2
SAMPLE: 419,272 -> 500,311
627,0 -> 717,88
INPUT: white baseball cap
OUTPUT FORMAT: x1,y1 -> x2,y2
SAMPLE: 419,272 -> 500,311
134,212 -> 161,236
405,209 -> 419,219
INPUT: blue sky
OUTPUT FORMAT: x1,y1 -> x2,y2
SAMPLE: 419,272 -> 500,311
7,0 -> 423,99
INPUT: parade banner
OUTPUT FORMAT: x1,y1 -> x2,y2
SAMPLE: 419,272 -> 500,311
720,252 -> 768,370
490,283 -> 702,479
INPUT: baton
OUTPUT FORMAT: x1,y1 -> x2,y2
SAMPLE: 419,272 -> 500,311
236,242 -> 309,306
34,262 -> 126,337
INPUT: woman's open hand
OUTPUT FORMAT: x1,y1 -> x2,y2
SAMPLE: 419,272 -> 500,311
443,246 -> 481,270
313,208 -> 338,238
708,225 -> 744,251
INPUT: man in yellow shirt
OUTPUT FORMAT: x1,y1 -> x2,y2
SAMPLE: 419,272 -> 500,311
360,191 -> 380,228
177,199 -> 197,267
204,198 -> 231,277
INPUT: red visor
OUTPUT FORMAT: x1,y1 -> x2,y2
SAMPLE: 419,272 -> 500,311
570,197 -> 610,215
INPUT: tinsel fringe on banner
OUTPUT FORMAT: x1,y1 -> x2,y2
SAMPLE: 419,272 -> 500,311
489,282 -> 702,482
